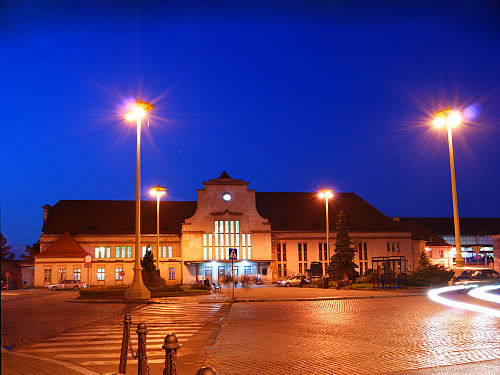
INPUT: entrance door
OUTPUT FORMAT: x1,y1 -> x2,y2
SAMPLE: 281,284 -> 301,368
204,268 -> 212,284
244,266 -> 252,275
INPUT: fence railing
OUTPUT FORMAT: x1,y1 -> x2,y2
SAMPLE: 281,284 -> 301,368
115,314 -> 217,375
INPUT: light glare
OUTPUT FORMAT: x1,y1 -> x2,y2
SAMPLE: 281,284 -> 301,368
467,285 -> 500,304
447,110 -> 462,128
428,285 -> 500,317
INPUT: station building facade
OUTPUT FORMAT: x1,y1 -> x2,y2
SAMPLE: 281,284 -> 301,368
34,172 -> 445,287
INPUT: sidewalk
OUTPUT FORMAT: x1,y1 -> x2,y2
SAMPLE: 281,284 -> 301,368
1,349 -> 99,375
69,285 -> 428,304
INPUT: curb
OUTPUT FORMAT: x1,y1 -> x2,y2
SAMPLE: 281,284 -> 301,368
66,298 -> 229,304
228,293 -> 428,303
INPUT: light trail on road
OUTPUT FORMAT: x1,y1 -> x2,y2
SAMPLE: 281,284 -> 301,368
428,285 -> 500,318
468,285 -> 500,304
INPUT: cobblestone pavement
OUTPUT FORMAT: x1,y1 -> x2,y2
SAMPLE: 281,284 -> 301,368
1,291 -> 130,348
11,301 -> 230,374
206,295 -> 500,375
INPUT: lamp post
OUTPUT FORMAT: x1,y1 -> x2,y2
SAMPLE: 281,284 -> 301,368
433,107 -> 464,272
318,189 -> 334,273
150,185 -> 166,271
124,99 -> 154,300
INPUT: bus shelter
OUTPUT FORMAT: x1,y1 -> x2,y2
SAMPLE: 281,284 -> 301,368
372,256 -> 407,289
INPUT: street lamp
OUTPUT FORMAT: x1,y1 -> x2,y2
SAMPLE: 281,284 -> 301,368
150,185 -> 166,271
124,99 -> 154,300
318,189 -> 334,272
433,107 -> 464,271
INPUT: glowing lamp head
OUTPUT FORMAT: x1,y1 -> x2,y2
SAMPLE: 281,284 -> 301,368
124,98 -> 155,122
150,185 -> 166,198
318,189 -> 334,200
433,108 -> 462,129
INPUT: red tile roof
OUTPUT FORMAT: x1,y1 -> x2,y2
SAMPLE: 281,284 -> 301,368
42,192 -> 404,235
256,192 -> 404,232
44,200 -> 197,235
37,232 -> 91,258
396,220 -> 449,246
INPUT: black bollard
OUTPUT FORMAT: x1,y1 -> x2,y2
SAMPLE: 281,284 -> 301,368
136,322 -> 149,375
119,314 -> 132,374
162,333 -> 180,375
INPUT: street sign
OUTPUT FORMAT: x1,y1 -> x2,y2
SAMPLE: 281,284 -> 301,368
229,248 -> 238,260
119,270 -> 125,277
84,254 -> 92,264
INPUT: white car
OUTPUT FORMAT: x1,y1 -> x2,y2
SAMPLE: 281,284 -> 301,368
278,274 -> 310,287
47,280 -> 87,291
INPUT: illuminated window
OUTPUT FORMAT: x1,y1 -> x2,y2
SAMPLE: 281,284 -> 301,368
116,246 -> 120,258
208,234 -> 213,260
73,268 -> 81,281
142,246 -> 147,258
127,246 -> 132,258
162,246 -> 166,258
44,268 -> 51,282
203,233 -> 208,260
115,267 -> 123,281
95,247 -> 105,258
106,247 -> 110,258
122,246 -> 126,258
168,267 -> 175,280
247,234 -> 251,259
58,268 -> 66,281
97,268 -> 105,281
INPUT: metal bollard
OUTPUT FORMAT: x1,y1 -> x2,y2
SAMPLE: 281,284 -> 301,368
136,322 -> 149,375
196,366 -> 218,375
162,333 -> 180,375
119,314 -> 132,374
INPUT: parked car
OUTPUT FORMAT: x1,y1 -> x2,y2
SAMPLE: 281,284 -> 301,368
47,280 -> 87,291
277,274 -> 310,287
450,268 -> 500,286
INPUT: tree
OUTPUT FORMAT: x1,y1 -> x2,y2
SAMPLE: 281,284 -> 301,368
21,241 -> 40,262
327,210 -> 359,280
140,246 -> 165,288
1,233 -> 14,261
418,248 -> 432,268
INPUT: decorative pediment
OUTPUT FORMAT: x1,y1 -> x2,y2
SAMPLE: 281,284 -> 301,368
211,209 -> 244,216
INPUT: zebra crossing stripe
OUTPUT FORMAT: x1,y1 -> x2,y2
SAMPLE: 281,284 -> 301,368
55,352 -> 166,359
29,337 -> 189,348
81,358 -> 173,365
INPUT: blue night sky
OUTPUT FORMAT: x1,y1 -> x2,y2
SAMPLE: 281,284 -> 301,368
1,1 -> 499,256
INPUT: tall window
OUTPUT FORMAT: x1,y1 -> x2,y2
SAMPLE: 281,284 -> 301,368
168,267 -> 175,280
162,246 -> 172,258
44,269 -> 51,282
58,268 -> 66,281
116,246 -> 121,258
94,246 -> 110,258
364,243 -> 368,260
387,242 -> 391,252
303,243 -> 308,261
127,246 -> 132,258
299,263 -> 303,274
323,244 -> 327,262
278,263 -> 282,277
122,246 -> 126,258
282,243 -> 287,261
115,267 -> 123,281
360,263 -> 364,275
212,220 -> 244,261
359,243 -> 363,260
203,233 -> 208,260
298,243 -> 302,261
97,268 -> 105,281
73,268 -> 81,281
283,265 -> 287,277
319,243 -> 322,261
277,243 -> 282,261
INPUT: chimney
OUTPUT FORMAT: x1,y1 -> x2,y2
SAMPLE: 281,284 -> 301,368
42,204 -> 51,232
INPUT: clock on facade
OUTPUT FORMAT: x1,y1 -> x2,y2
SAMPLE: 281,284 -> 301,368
222,192 -> 232,202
